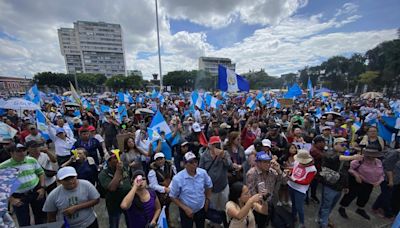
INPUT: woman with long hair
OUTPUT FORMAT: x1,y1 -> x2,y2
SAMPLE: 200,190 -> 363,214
277,143 -> 298,206
225,182 -> 267,227
121,137 -> 145,175
121,170 -> 161,228
226,131 -> 246,184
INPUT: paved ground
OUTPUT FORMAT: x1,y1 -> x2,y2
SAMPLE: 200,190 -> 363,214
94,187 -> 395,228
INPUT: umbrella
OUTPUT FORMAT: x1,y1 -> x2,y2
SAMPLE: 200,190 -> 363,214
63,91 -> 72,96
316,88 -> 333,93
316,92 -> 331,97
360,92 -> 383,99
0,98 -> 40,110
135,108 -> 154,115
81,92 -> 91,96
162,92 -> 170,96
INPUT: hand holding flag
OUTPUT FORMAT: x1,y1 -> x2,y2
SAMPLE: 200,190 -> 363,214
112,149 -> 121,162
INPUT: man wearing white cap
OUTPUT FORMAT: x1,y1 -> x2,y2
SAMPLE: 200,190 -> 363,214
43,167 -> 100,228
169,152 -> 213,228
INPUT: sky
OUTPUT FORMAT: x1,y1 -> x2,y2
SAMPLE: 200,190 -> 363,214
0,0 -> 399,80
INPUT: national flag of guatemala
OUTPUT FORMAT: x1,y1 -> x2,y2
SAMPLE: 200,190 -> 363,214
307,77 -> 314,99
136,96 -> 144,103
118,105 -> 128,122
256,92 -> 267,105
52,94 -> 63,106
272,99 -> 281,109
245,97 -> 256,111
191,91 -> 205,110
118,92 -> 133,103
151,89 -> 158,99
205,94 -> 223,109
218,65 -> 249,92
36,110 -> 50,140
315,107 -> 322,118
148,111 -> 173,159
377,121 -> 395,143
157,206 -> 169,228
24,84 -> 40,105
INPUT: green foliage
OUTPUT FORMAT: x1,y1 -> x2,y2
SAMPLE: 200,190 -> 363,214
163,70 -> 215,91
243,70 -> 283,89
359,71 -> 379,84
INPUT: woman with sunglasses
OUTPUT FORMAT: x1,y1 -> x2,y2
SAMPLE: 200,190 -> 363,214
121,170 -> 161,228
225,182 -> 267,227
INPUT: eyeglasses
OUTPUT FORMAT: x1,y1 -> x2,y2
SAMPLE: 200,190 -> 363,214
214,144 -> 222,149
188,159 -> 198,164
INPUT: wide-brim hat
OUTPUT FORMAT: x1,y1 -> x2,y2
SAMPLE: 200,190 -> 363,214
363,149 -> 384,158
294,150 -> 313,164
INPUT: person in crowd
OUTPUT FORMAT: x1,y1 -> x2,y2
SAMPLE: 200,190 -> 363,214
186,122 -> 208,158
266,124 -> 288,158
55,117 -> 75,138
309,135 -> 326,203
277,143 -> 298,206
26,140 -> 58,194
174,140 -> 190,172
102,114 -> 120,151
98,152 -> 132,228
372,143 -> 400,218
61,147 -> 98,185
199,136 -> 232,227
241,117 -> 257,149
0,143 -> 47,226
339,147 -> 385,220
342,119 -> 357,146
246,151 -> 283,227
25,124 -> 45,144
287,150 -> 317,228
169,152 -> 213,228
320,126 -> 334,152
359,126 -> 385,151
289,126 -> 306,144
48,122 -> 77,166
43,166 -> 100,228
121,136 -> 144,175
317,137 -> 363,228
226,131 -> 246,185
331,118 -> 347,138
120,170 -> 161,228
89,125 -> 108,154
74,128 -> 104,165
148,152 -> 176,223
225,182 -> 268,227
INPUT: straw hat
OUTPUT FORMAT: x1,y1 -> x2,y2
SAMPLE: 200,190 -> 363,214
294,149 -> 313,165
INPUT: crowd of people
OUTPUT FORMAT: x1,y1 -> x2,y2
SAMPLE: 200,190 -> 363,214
0,90 -> 400,228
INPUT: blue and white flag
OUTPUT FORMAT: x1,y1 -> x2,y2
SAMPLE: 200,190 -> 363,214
149,111 -> 172,137
191,91 -> 205,110
157,92 -> 165,103
377,121 -> 395,143
272,99 -> 281,109
218,65 -> 249,92
307,77 -> 314,99
256,92 -> 267,105
118,92 -> 133,103
157,206 -> 169,228
0,122 -> 18,141
245,97 -> 256,111
151,89 -> 158,99
52,94 -> 63,106
136,96 -> 145,103
24,84 -> 40,105
284,83 -> 302,99
205,94 -> 222,109
221,91 -> 227,100
118,105 -> 128,122
36,110 -> 50,140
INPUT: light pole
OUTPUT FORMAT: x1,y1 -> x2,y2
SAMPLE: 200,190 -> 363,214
155,0 -> 163,91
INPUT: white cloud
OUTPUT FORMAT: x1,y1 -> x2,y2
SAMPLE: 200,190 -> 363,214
0,0 -> 397,81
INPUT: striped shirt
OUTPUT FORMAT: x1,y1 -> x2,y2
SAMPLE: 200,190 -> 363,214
0,157 -> 44,193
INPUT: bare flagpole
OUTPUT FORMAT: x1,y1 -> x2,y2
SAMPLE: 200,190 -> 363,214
155,0 -> 163,91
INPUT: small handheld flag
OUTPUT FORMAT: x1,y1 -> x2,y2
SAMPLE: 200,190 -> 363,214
112,149 -> 121,162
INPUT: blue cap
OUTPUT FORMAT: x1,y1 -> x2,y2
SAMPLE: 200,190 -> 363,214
256,151 -> 272,161
56,128 -> 65,135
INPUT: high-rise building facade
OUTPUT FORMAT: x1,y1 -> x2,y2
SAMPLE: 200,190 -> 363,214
198,57 -> 236,75
58,21 -> 126,77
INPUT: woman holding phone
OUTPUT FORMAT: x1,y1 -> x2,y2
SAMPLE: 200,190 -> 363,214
121,170 -> 161,228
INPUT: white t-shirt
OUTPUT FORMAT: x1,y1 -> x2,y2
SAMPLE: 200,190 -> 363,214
36,153 -> 58,187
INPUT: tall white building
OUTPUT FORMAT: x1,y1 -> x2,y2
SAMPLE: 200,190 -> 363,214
58,21 -> 126,77
198,57 -> 236,75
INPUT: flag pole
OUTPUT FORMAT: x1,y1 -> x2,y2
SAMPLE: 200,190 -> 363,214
155,0 -> 163,91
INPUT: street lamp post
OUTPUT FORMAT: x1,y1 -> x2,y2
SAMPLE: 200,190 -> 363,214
155,0 -> 163,91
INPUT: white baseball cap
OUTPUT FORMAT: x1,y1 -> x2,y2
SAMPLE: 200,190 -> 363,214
184,152 -> 197,162
57,167 -> 77,180
262,139 -> 272,148
154,152 -> 165,160
192,122 -> 201,132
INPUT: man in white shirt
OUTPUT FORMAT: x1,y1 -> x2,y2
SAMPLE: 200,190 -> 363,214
26,140 -> 58,193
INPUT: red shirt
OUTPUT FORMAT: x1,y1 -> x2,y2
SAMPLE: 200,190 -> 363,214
241,127 -> 256,149
19,130 -> 30,143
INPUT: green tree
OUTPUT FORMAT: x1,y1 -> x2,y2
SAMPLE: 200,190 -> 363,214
105,75 -> 127,90
358,71 -> 379,85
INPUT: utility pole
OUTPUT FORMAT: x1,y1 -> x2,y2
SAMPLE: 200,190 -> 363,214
155,0 -> 163,91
